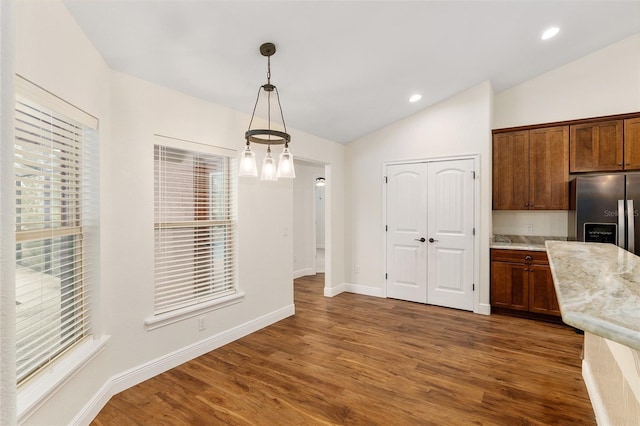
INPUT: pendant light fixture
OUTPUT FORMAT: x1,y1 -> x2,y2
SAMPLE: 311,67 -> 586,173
239,42 -> 295,180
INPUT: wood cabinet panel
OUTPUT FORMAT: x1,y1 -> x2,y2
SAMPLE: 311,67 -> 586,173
491,249 -> 561,318
528,265 -> 561,316
529,126 -> 569,210
493,127 -> 568,210
624,118 -> 640,171
570,120 -> 623,172
491,261 -> 529,311
493,131 -> 529,210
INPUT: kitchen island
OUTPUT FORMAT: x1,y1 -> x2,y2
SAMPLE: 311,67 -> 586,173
545,241 -> 640,425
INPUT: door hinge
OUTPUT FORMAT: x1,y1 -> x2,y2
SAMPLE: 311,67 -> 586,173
473,227 -> 475,236
385,273 -> 388,280
473,283 -> 475,291
471,171 -> 476,179
384,176 -> 388,183
385,225 -> 388,232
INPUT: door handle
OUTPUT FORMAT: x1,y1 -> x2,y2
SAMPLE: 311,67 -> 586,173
414,237 -> 426,242
428,238 -> 438,243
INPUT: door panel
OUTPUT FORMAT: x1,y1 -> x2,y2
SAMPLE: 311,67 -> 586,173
427,159 -> 475,311
386,163 -> 427,303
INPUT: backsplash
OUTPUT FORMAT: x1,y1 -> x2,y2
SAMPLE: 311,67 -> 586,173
493,234 -> 568,244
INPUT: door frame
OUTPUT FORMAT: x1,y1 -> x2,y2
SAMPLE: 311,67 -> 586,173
382,154 -> 481,313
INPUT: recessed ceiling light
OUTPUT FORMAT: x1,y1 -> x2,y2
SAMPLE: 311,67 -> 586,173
541,27 -> 560,40
409,94 -> 422,103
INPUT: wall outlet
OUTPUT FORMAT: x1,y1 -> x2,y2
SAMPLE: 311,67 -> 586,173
198,316 -> 206,331
526,224 -> 533,235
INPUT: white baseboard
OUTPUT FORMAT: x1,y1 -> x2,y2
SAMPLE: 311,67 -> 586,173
476,303 -> 491,315
72,304 -> 295,426
324,283 -> 384,298
293,268 -> 315,279
344,283 -> 385,298
324,283 -> 346,297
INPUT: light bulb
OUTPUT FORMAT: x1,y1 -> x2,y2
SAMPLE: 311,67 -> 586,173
239,144 -> 257,177
260,148 -> 278,181
277,146 -> 296,178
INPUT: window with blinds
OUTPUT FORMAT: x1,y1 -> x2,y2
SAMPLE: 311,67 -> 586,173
15,76 -> 98,385
154,141 -> 237,315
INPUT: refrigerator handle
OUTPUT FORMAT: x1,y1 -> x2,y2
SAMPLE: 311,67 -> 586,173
628,200 -> 635,253
618,199 -> 625,248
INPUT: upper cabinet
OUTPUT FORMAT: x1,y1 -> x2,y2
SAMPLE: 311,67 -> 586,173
570,120 -> 623,172
493,126 -> 569,210
624,118 -> 640,171
570,118 -> 640,173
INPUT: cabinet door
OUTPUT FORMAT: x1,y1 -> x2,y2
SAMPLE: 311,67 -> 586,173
528,265 -> 561,316
493,131 -> 529,210
570,120 -> 623,173
624,118 -> 640,171
491,261 -> 529,311
529,126 -> 569,210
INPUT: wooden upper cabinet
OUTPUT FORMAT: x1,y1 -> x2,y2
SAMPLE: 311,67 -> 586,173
529,126 -> 569,210
624,118 -> 640,171
493,126 -> 568,210
570,120 -> 623,173
493,131 -> 529,210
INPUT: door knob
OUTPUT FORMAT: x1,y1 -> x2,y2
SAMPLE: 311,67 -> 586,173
414,237 -> 426,242
428,238 -> 438,243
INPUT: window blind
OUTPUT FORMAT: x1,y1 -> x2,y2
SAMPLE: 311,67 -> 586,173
14,77 -> 98,385
154,142 -> 237,314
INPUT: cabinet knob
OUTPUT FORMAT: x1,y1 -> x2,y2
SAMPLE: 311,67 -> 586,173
524,255 -> 533,261
524,203 -> 529,207
618,163 -> 623,166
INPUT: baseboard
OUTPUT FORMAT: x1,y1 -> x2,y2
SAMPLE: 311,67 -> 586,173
344,283 -> 384,298
476,303 -> 491,315
324,283 -> 346,297
293,268 -> 314,279
72,304 -> 295,426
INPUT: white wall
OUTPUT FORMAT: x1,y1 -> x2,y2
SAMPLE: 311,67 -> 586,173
493,34 -> 640,238
293,162 -> 323,278
13,2 -> 345,424
345,81 -> 493,311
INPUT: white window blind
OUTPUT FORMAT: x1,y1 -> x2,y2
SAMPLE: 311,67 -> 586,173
14,76 -> 98,385
154,141 -> 237,315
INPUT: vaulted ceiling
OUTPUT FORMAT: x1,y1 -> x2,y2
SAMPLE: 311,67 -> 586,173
65,1 -> 640,144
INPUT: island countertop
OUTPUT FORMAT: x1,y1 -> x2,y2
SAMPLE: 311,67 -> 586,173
545,241 -> 640,351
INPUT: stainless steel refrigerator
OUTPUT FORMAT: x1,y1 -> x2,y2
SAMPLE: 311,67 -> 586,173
569,174 -> 640,255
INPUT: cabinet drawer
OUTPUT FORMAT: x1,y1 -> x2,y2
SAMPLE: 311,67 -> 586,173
491,249 -> 548,264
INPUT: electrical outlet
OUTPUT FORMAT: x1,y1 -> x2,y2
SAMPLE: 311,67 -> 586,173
198,316 -> 206,331
526,224 -> 533,235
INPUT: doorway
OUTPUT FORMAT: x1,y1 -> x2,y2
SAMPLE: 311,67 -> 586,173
293,160 -> 328,281
385,157 -> 476,311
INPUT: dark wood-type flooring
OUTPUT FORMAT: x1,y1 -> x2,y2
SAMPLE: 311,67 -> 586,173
92,274 -> 595,425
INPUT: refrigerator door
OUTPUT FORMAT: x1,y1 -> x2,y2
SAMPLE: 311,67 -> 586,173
575,175 -> 625,245
625,173 -> 640,255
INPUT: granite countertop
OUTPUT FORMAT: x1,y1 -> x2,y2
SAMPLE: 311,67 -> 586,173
545,241 -> 640,351
490,242 -> 547,251
490,235 -> 566,252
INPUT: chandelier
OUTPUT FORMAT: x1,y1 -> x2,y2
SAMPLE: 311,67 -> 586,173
239,42 -> 295,180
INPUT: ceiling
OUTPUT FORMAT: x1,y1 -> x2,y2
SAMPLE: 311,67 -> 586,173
64,1 -> 640,144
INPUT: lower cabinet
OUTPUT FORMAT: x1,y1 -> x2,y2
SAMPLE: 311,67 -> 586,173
491,249 -> 561,317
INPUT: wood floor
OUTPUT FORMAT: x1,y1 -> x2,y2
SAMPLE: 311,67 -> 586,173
92,274 -> 595,425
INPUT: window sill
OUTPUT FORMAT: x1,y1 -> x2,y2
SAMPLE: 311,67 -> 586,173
17,335 -> 110,423
144,291 -> 246,331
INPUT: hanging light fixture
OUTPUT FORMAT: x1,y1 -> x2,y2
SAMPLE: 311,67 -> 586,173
239,42 -> 295,180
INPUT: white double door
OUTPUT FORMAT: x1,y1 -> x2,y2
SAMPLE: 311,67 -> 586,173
386,159 -> 475,311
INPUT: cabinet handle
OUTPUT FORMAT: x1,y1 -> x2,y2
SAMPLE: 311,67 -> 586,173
524,203 -> 529,207
524,255 -> 533,261
618,163 -> 623,166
